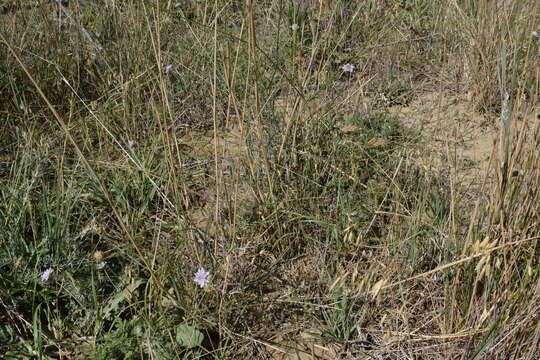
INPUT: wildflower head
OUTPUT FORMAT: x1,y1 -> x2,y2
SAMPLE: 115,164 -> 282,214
164,64 -> 173,75
93,251 -> 104,262
341,63 -> 355,73
308,61 -> 318,71
291,23 -> 299,31
322,18 -> 333,31
40,268 -> 54,282
193,267 -> 210,288
532,31 -> 539,40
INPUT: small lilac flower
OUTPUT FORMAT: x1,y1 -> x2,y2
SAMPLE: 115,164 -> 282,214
291,23 -> 299,31
341,63 -> 355,73
193,267 -> 210,288
342,7 -> 351,19
164,64 -> 173,75
322,18 -> 333,31
294,0 -> 301,7
40,268 -> 54,282
308,61 -> 318,71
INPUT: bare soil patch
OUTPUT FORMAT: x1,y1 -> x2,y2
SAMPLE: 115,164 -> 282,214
391,90 -> 499,189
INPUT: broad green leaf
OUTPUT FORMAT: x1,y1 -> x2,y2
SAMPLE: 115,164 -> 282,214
175,324 -> 204,349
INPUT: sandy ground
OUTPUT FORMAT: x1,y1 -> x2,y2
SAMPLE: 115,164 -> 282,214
392,90 -> 499,189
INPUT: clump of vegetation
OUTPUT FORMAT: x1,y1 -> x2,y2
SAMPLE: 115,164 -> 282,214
2,0 -> 540,359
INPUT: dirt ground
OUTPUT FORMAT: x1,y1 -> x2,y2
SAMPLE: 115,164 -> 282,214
393,90 -> 499,189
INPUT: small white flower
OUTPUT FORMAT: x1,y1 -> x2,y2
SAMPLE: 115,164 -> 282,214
193,267 -> 210,288
128,139 -> 137,148
96,261 -> 107,270
291,23 -> 299,31
532,31 -> 539,40
341,63 -> 355,73
40,268 -> 54,282
164,64 -> 173,74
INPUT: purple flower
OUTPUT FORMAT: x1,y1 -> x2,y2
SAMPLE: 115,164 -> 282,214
308,61 -> 318,71
343,7 -> 351,19
193,268 -> 210,288
164,64 -> 173,75
341,63 -> 355,73
40,268 -> 54,282
322,18 -> 333,31
291,23 -> 299,31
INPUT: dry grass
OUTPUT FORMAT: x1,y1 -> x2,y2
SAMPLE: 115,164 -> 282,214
1,0 -> 540,359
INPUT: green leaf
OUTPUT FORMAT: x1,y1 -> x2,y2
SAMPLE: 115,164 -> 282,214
175,324 -> 204,349
102,279 -> 144,320
0,325 -> 18,346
